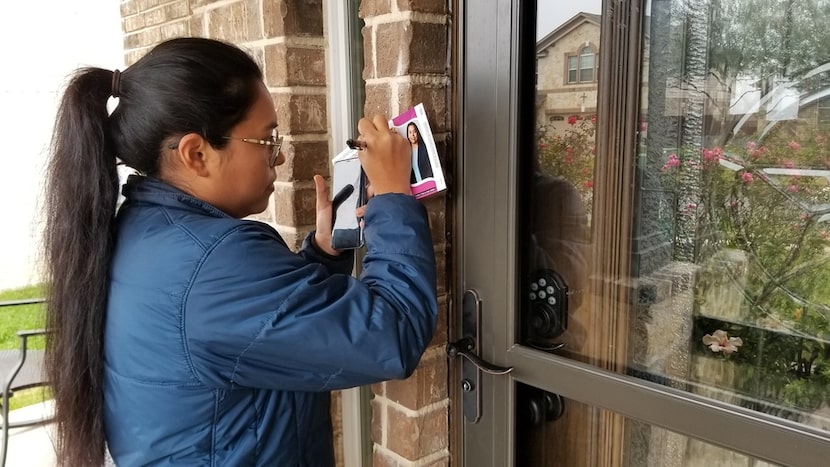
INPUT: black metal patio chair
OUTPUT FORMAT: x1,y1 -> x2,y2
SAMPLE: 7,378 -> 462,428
0,298 -> 51,467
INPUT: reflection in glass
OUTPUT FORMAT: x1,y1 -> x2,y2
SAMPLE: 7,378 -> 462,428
527,10 -> 599,355
526,0 -> 830,448
632,0 -> 830,433
515,388 -> 782,466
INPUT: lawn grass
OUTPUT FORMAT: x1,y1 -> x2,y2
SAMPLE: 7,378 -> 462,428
0,284 -> 46,350
0,284 -> 49,410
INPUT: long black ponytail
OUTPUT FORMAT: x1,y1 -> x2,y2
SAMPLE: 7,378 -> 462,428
43,37 -> 263,466
44,67 -> 118,466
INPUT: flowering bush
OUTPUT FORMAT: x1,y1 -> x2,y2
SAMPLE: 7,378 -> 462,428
535,115 -> 597,218
660,122 -> 830,412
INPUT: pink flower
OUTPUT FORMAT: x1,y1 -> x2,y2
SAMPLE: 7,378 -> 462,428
746,141 -> 757,150
583,180 -> 594,189
702,330 -> 743,355
539,143 -> 546,149
568,115 -> 578,125
788,184 -> 798,193
788,140 -> 801,151
665,153 -> 680,168
703,149 -> 719,164
741,172 -> 754,183
591,115 -> 597,125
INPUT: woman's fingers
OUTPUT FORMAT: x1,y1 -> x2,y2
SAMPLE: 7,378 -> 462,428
356,114 -> 412,195
312,174 -> 339,256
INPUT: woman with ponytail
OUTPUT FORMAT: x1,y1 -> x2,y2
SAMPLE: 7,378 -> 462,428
44,37 -> 436,466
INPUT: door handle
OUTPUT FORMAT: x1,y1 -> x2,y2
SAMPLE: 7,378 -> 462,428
446,337 -> 512,375
447,289 -> 513,423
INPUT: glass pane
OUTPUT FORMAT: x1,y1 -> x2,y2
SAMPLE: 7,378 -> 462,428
527,4 -> 599,349
526,0 -> 830,438
632,0 -> 830,430
567,56 -> 578,83
580,50 -> 594,82
514,386 -> 782,467
579,67 -> 593,83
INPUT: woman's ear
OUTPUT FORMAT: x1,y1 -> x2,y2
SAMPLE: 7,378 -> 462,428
173,133 -> 212,177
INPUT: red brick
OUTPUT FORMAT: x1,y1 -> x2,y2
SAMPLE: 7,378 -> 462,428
264,44 -> 327,86
371,397 -> 384,446
386,406 -> 448,460
264,0 -> 323,37
364,84 -> 393,118
429,296 -> 448,348
408,22 -> 447,74
396,0 -> 447,14
396,83 -> 450,131
385,351 -> 447,409
375,22 -> 411,77
207,0 -> 262,42
276,140 -> 331,182
273,184 -> 316,226
359,0 -> 393,17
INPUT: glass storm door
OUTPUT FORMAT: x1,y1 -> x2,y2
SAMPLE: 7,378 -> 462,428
455,0 -> 830,465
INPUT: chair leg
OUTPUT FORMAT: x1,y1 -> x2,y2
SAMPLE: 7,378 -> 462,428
1,390 -> 9,467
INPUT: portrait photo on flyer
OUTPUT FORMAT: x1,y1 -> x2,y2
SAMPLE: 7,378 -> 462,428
389,103 -> 446,200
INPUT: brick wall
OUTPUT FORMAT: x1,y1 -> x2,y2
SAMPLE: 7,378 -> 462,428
359,1 -> 452,465
119,1 -> 453,465
121,0 -> 329,250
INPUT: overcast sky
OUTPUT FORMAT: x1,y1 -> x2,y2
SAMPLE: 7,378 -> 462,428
537,1 -> 603,40
0,1 -> 123,290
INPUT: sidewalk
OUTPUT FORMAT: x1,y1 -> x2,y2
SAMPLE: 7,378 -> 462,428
4,401 -> 57,467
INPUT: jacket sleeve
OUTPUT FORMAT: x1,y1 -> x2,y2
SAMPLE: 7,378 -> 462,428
182,193 -> 437,392
298,230 -> 356,276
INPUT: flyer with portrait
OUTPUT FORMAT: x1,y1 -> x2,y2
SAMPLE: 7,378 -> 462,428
389,103 -> 446,200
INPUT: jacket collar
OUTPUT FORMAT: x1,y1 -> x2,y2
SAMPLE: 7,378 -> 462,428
121,175 -> 232,219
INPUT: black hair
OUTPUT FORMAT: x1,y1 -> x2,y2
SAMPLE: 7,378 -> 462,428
43,37 -> 263,466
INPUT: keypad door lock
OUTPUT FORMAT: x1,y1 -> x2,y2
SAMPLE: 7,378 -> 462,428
524,269 -> 568,351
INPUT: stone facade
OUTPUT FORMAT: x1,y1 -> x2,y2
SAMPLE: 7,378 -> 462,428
536,13 -> 600,131
119,1 -> 452,465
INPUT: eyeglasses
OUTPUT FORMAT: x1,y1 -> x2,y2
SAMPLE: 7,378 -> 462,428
167,132 -> 283,167
222,133 -> 283,167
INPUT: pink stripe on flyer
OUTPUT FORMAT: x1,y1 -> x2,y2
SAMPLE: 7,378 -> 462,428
411,179 -> 437,199
392,107 -> 418,126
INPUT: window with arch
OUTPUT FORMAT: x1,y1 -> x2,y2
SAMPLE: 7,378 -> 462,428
566,46 -> 597,83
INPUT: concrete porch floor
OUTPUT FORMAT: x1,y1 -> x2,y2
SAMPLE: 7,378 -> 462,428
4,401 -> 57,467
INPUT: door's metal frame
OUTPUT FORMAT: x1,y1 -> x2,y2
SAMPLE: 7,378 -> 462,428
324,1 -> 371,466
456,0 -> 830,466
456,0 -> 518,463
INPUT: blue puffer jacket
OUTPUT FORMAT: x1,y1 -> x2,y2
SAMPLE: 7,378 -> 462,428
103,176 -> 437,466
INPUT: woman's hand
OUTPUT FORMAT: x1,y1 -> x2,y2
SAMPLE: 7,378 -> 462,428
356,115 -> 411,195
312,174 -> 340,256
